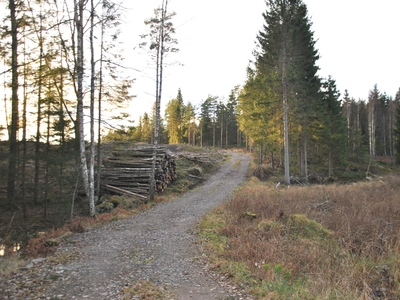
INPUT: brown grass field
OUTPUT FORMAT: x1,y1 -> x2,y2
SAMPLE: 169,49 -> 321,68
198,175 -> 400,299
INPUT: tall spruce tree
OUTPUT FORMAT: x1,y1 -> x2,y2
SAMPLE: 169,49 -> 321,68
320,76 -> 347,176
290,3 -> 321,179
200,96 -> 218,147
165,88 -> 184,144
240,0 -> 320,183
225,87 -> 239,147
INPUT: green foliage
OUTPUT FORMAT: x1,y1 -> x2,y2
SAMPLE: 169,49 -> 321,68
239,0 -> 321,176
319,77 -> 348,175
200,95 -> 218,147
237,71 -> 281,150
165,88 -> 195,144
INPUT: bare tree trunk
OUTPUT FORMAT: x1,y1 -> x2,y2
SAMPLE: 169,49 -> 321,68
57,43 -> 65,202
200,124 -> 203,147
225,122 -> 228,149
303,130 -> 308,180
75,0 -> 90,198
187,122 -> 190,145
44,83 -> 51,220
383,112 -> 387,156
34,9 -> 44,205
212,123 -> 216,147
88,0 -> 96,216
21,32 -> 28,220
150,0 -> 167,202
97,15 -> 105,201
271,151 -> 275,170
220,108 -> 223,149
282,38 -> 290,185
7,0 -> 19,205
328,145 -> 332,177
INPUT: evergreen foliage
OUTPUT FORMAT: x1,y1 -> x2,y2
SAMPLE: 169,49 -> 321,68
239,0 -> 320,180
320,77 -> 347,176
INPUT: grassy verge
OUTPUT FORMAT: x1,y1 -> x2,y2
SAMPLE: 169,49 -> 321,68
197,175 -> 400,299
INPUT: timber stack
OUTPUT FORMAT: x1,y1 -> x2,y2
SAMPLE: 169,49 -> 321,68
100,145 -> 176,200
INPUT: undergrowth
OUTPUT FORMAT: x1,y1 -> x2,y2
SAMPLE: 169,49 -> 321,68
198,175 -> 400,299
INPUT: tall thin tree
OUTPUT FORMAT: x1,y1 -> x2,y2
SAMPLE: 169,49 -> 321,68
7,0 -> 19,204
142,0 -> 178,201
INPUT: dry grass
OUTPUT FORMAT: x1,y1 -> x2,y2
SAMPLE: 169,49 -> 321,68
22,207 -> 138,258
198,175 -> 400,299
120,280 -> 176,299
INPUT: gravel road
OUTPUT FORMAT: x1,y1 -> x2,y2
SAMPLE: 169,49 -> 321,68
1,151 -> 251,300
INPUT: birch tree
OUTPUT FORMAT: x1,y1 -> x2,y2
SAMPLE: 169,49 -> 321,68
74,0 -> 91,211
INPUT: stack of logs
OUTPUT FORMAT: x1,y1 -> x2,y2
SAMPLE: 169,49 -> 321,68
100,145 -> 176,200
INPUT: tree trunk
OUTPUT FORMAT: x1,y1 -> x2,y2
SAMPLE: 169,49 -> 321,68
97,16 -> 105,201
220,111 -> 223,149
7,0 -> 19,205
226,122 -> 228,149
271,151 -> 275,170
150,0 -> 167,201
328,143 -> 333,177
34,12 -> 44,205
200,123 -> 203,147
88,0 -> 96,216
212,123 -> 216,148
75,0 -> 90,198
282,37 -> 290,185
21,33 -> 28,220
57,42 -> 65,202
44,83 -> 51,219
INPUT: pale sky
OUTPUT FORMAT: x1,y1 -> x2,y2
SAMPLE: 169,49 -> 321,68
121,0 -> 400,122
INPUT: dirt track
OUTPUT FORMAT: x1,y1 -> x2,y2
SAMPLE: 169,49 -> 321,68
1,151 -> 251,300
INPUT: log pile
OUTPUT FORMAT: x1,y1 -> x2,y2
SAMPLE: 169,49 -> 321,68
100,145 -> 176,199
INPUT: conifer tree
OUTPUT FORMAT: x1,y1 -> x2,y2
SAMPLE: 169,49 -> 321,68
182,101 -> 195,145
225,87 -> 239,147
165,88 -> 184,144
240,0 -> 320,183
200,96 -> 218,147
320,76 -> 347,176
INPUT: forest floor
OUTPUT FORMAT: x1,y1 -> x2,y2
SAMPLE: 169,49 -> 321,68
0,150 -> 253,300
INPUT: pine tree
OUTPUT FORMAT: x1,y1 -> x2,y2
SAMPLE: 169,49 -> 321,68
142,0 -> 178,201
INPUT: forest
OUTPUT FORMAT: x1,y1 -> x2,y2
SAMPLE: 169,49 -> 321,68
1,0 -> 400,254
